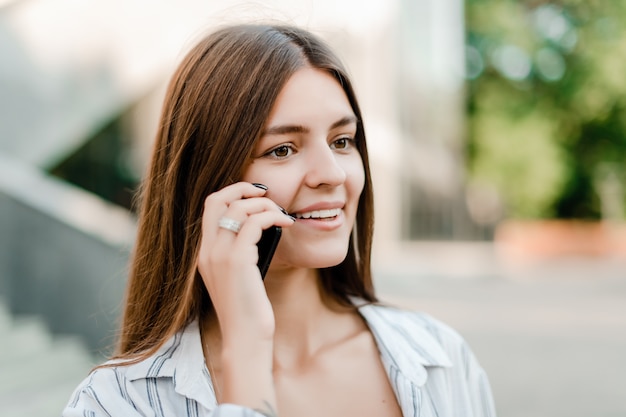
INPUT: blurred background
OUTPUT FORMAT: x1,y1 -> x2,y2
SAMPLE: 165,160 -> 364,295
0,0 -> 624,416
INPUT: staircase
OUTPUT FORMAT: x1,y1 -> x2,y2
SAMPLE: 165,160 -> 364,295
0,300 -> 96,416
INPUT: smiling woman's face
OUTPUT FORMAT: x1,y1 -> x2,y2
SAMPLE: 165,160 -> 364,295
242,67 -> 365,272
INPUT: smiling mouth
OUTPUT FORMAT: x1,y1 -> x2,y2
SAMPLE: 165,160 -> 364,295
292,208 -> 342,220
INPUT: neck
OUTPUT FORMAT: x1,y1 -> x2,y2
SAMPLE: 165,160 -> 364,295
263,267 -> 356,370
264,267 -> 332,345
202,267 -> 363,373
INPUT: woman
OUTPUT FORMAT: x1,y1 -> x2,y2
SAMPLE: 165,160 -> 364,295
64,23 -> 496,417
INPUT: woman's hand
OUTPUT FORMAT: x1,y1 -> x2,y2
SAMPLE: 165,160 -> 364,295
196,182 -> 293,411
197,181 -> 293,338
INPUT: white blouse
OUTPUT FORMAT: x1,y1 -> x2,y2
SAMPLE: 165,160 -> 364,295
63,302 -> 497,417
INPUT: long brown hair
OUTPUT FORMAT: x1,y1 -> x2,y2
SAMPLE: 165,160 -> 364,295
116,24 -> 376,360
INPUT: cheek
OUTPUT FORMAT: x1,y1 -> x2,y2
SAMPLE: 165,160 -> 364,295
242,161 -> 280,189
346,156 -> 366,198
241,162 -> 300,207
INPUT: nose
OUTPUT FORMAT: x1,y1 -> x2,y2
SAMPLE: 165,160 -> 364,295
303,143 -> 347,188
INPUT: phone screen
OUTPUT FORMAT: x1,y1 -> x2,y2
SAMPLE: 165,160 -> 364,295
256,226 -> 282,279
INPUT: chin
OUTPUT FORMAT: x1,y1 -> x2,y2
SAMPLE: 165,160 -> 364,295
277,245 -> 350,270
308,254 -> 348,269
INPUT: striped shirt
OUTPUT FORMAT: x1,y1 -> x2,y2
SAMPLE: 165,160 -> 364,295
63,302 -> 496,417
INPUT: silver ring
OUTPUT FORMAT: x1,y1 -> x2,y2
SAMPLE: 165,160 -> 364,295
218,217 -> 242,234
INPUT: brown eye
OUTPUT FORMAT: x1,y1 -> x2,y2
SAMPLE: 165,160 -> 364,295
331,137 -> 354,150
269,145 -> 293,159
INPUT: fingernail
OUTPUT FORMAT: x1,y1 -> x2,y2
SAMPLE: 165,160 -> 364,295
277,205 -> 288,215
252,183 -> 268,190
288,215 -> 296,222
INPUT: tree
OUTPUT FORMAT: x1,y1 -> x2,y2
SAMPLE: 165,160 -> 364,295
465,0 -> 626,220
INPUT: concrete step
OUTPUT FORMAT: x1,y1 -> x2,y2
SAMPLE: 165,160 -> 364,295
0,300 -> 95,416
0,317 -> 53,365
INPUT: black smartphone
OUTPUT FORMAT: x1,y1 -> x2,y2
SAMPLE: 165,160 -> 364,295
256,226 -> 282,280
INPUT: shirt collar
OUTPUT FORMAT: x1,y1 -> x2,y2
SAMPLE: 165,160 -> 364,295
355,299 -> 453,387
125,320 -> 217,410
123,300 -> 452,402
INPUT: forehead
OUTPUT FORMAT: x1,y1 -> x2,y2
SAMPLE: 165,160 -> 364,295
265,67 -> 355,127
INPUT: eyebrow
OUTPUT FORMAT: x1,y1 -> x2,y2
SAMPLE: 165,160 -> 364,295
262,115 -> 359,136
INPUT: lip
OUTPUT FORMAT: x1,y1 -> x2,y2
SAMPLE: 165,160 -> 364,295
289,201 -> 345,231
290,201 -> 345,215
293,209 -> 345,231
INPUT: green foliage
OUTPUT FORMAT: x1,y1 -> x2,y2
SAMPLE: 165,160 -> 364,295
466,0 -> 626,219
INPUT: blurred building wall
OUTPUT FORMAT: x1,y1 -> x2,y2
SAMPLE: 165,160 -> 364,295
0,155 -> 134,353
0,0 -> 473,351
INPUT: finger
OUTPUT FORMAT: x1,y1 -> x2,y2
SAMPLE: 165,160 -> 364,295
202,183 -> 270,239
220,197 -> 284,224
210,211 -> 294,266
198,196 -> 293,272
234,211 -> 295,248
203,182 -> 268,215
203,211 -> 292,292
214,209 -> 294,252
212,198 -> 285,245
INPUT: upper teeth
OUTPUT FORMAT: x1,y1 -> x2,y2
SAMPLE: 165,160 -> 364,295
295,208 -> 341,219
